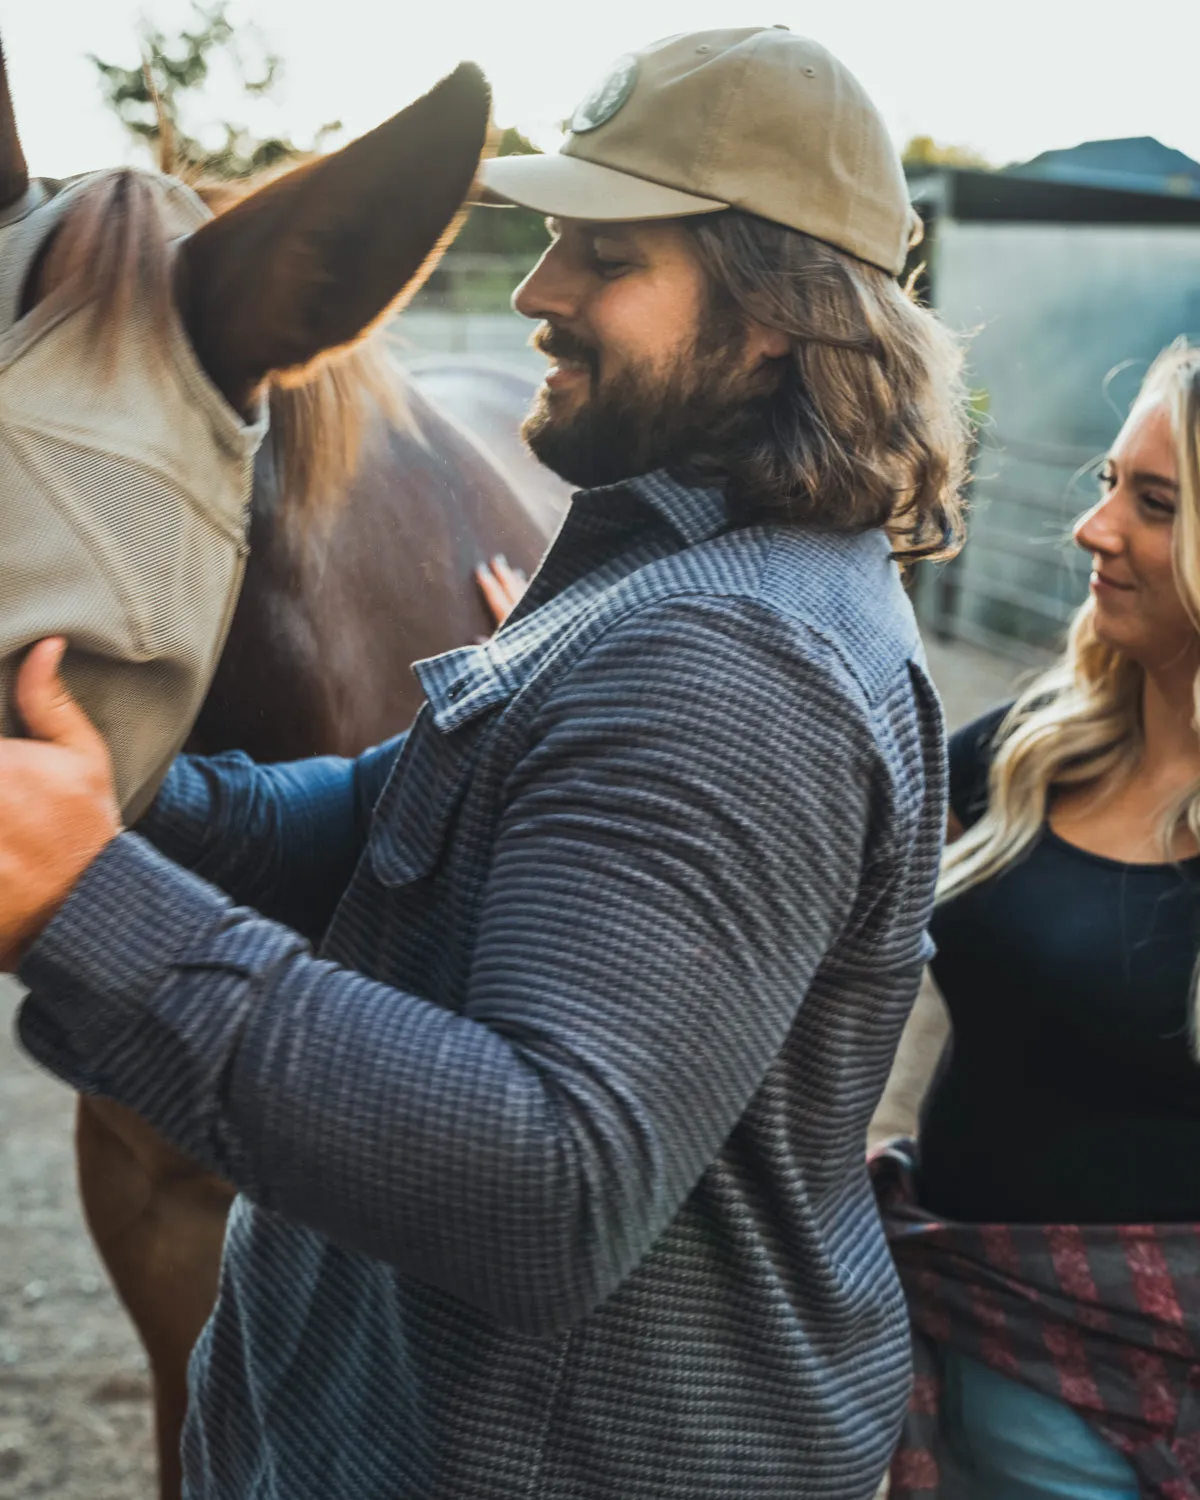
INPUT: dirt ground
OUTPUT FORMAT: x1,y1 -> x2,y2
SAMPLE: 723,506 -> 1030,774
0,636 -> 1020,1500
0,981 -> 155,1499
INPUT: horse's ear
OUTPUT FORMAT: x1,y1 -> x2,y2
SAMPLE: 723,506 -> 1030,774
175,63 -> 490,411
0,41 -> 30,211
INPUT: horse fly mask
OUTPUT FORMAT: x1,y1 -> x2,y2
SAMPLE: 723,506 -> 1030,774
0,170 -> 265,820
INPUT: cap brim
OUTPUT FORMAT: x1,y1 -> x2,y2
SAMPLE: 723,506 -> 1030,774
474,153 -> 728,223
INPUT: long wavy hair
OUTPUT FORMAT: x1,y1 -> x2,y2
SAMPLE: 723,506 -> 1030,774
939,340 -> 1200,1029
683,210 -> 972,562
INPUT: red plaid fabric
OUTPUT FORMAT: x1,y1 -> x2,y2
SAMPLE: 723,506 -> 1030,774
871,1140 -> 1200,1499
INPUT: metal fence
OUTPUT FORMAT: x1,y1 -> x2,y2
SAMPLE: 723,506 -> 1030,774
914,425 -> 1098,666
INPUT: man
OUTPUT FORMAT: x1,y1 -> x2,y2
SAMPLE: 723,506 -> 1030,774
0,27 -> 968,1500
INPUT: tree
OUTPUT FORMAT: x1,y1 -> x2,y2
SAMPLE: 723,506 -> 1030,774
89,1 -> 340,180
902,135 -> 991,172
451,125 -> 549,261
90,2 -> 546,312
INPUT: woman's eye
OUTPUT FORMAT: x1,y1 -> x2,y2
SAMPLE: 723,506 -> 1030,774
1098,467 -> 1116,491
1141,493 -> 1177,518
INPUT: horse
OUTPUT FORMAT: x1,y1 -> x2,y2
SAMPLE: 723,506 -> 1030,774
0,41 -> 569,1499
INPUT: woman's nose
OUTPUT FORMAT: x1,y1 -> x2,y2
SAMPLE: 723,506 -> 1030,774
1074,496 -> 1124,559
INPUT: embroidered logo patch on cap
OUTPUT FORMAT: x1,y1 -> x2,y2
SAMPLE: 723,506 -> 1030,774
569,55 -> 639,134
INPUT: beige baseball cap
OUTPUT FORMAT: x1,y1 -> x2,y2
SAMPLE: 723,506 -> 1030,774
478,27 -> 918,276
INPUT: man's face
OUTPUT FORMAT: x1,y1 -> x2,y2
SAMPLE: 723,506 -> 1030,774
511,217 -> 771,489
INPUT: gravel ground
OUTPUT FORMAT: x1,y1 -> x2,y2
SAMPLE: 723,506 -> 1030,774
0,981 -> 155,1499
0,635 -> 1021,1499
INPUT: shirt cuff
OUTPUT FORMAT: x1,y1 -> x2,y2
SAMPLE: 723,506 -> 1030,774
133,754 -> 223,864
15,832 -> 229,1090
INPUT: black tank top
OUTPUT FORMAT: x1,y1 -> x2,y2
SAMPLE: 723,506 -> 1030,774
917,704 -> 1200,1224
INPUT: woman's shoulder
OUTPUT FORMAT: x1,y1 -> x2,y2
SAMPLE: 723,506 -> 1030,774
947,702 -> 1014,830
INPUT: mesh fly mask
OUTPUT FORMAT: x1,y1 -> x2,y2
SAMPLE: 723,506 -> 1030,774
0,170 -> 266,819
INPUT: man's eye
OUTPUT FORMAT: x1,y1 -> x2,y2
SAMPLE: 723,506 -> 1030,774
588,246 -> 630,277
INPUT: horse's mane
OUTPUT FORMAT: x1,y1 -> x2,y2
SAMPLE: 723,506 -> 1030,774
32,166 -> 408,520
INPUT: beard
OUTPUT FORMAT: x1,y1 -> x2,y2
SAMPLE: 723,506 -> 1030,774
520,311 -> 758,491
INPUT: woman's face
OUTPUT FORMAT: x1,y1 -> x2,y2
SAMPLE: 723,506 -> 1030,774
1073,396 -> 1198,672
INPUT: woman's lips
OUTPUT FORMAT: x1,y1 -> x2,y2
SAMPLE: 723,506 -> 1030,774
1091,570 -> 1135,594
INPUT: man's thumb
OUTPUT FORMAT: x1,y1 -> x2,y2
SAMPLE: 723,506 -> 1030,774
16,639 -> 96,750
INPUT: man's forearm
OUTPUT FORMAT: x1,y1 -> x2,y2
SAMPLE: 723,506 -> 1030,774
137,739 -> 402,942
17,834 -> 623,1337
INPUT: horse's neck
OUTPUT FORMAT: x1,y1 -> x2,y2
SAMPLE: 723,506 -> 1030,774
406,357 -> 572,540
195,364 -> 561,764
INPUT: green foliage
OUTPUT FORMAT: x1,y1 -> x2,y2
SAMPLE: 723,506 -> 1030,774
452,126 -> 549,261
89,1 -> 340,180
902,135 -> 992,171
492,126 -> 539,158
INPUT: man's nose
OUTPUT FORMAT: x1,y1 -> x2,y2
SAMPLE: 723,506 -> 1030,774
512,242 -> 579,323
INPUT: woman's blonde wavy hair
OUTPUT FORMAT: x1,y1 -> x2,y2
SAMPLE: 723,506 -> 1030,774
939,339 -> 1200,1030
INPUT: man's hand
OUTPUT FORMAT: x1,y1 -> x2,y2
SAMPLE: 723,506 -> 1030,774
0,638 -> 121,971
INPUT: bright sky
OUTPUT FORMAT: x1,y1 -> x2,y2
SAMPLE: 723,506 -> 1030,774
3,0 -> 1200,180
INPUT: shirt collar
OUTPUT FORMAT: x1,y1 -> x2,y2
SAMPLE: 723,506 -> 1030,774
414,472 -> 730,733
574,468 -> 729,546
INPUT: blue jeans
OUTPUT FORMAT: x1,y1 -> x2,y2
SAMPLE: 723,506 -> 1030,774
939,1351 -> 1139,1499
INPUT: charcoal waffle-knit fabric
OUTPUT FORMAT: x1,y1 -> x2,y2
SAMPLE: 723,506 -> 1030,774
20,471 -> 946,1500
0,172 -> 265,821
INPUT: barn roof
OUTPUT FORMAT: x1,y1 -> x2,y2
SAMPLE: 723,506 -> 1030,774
1013,136 -> 1200,199
908,136 -> 1200,226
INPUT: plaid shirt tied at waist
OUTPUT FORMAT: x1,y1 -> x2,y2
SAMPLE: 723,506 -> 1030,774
872,1139 -> 1200,1499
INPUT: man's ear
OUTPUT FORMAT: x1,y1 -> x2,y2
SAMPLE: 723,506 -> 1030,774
174,63 -> 491,411
746,320 -> 792,364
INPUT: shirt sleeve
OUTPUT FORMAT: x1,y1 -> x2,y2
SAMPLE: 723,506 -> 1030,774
17,596 -> 882,1338
947,703 -> 1013,830
135,737 -> 404,941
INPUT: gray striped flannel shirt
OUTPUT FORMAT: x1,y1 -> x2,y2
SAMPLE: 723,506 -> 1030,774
18,470 -> 946,1500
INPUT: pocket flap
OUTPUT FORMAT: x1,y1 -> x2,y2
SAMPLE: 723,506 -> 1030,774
368,704 -> 494,888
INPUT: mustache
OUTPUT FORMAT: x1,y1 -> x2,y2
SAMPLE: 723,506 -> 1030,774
531,323 -> 599,375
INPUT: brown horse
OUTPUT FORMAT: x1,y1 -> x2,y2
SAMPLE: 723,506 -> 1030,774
0,42 -> 568,1500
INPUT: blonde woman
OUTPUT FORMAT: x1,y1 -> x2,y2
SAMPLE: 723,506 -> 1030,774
877,341 -> 1200,1498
